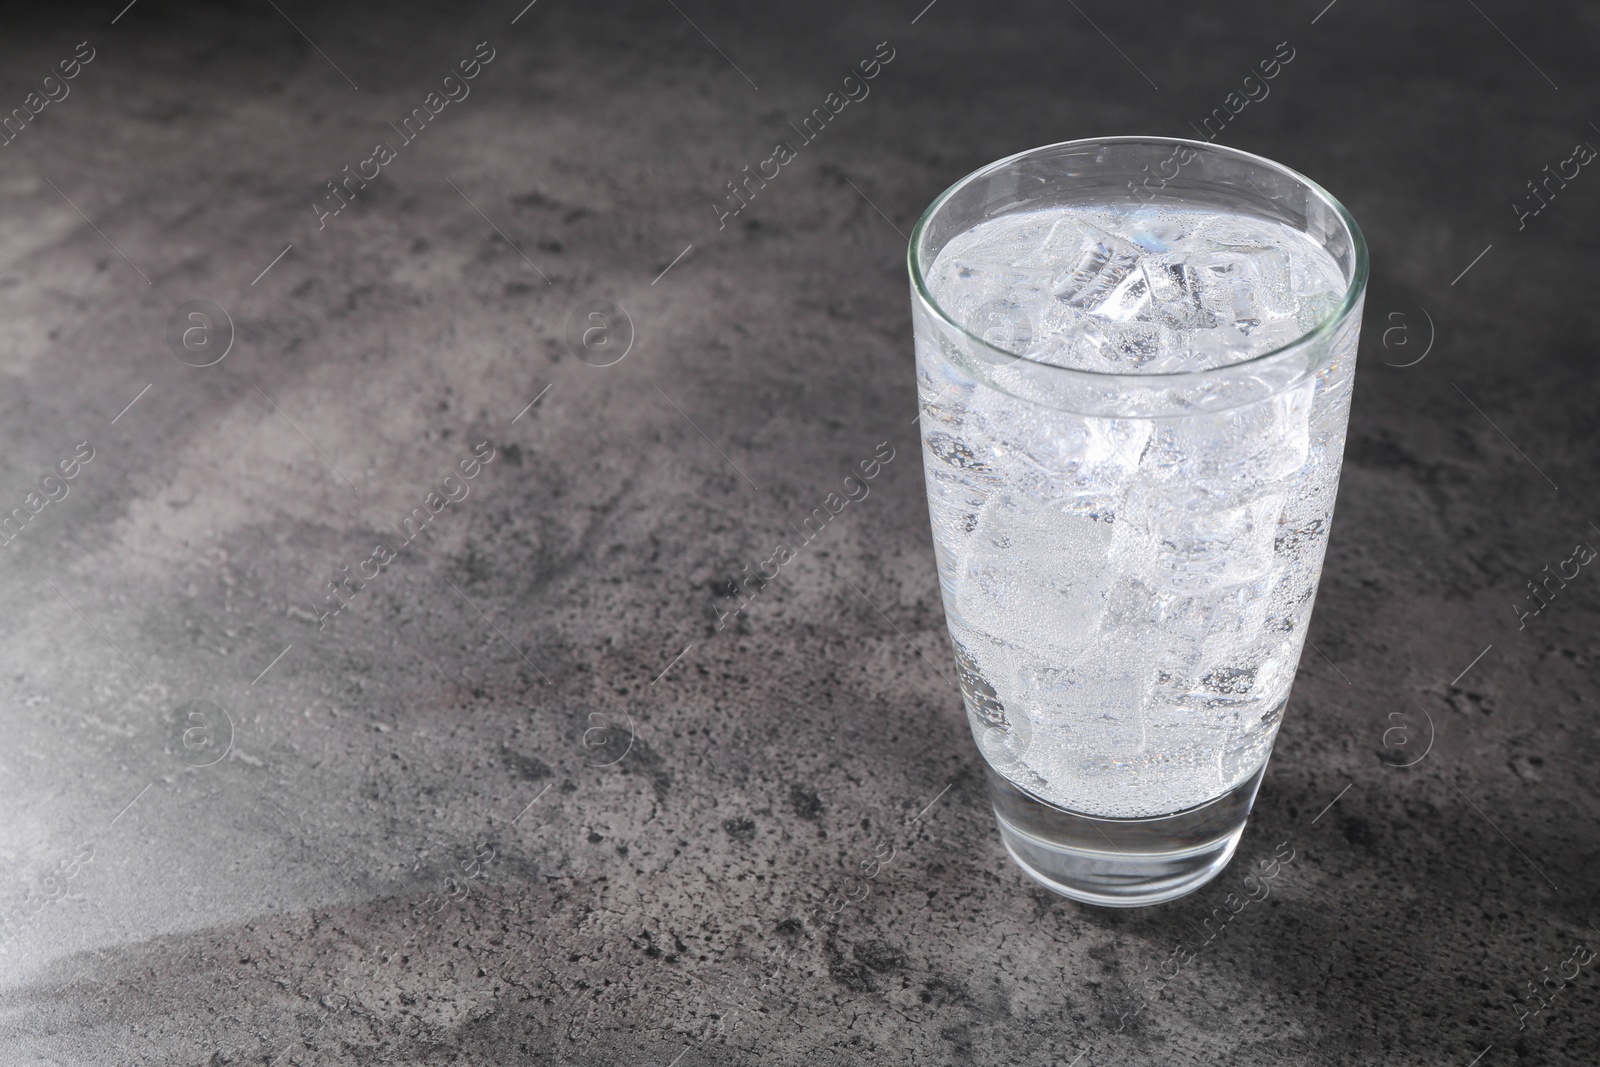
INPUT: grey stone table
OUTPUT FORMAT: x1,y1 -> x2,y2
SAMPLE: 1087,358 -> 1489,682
0,1 -> 1596,1064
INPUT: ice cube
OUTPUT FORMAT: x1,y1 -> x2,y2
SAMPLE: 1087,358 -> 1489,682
1101,576 -> 1282,729
958,374 -> 1045,459
966,297 -> 1036,352
1117,493 -> 1285,593
1058,416 -> 1153,518
926,218 -> 1060,334
1134,382 -> 1315,507
1017,219 -> 1147,316
1200,665 -> 1257,696
1212,248 -> 1296,333
1185,252 -> 1255,335
1186,582 -> 1274,656
1142,258 -> 1221,330
915,356 -> 977,430
934,261 -> 1056,331
967,401 -> 1148,521
1295,290 -> 1341,331
951,632 -> 1041,773
979,723 -> 1035,772
1232,316 -> 1306,354
1273,496 -> 1330,556
1122,208 -> 1192,253
1088,268 -> 1152,322
1035,320 -> 1176,374
1234,246 -> 1295,316
1075,318 -> 1179,369
929,418 -> 1012,470
1013,216 -> 1090,268
1218,708 -> 1279,789
954,495 -> 1111,654
1102,576 -> 1238,650
1019,665 -> 1147,755
952,634 -> 1009,731
1193,214 -> 1293,252
1187,639 -> 1294,769
926,479 -> 991,590
1141,246 -> 1299,341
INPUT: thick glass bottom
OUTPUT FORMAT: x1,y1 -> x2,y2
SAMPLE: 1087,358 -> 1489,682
986,759 -> 1268,908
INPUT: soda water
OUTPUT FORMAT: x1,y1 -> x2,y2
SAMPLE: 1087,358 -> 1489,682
919,201 -> 1354,818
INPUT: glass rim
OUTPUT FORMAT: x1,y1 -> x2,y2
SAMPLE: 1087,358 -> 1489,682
906,135 -> 1370,385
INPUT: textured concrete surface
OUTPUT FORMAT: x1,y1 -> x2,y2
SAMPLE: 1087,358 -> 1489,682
0,1 -> 1597,1064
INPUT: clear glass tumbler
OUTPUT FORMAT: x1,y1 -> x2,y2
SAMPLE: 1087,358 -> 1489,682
908,137 -> 1367,906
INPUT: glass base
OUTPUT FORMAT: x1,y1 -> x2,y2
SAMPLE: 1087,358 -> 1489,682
986,760 -> 1267,908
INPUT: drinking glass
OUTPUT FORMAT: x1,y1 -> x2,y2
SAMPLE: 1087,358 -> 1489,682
908,137 -> 1367,906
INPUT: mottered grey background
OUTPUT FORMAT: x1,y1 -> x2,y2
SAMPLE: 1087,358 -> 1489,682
0,0 -> 1596,1064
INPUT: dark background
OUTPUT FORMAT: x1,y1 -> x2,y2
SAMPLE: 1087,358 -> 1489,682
0,1 -> 1596,1064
